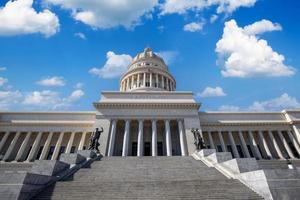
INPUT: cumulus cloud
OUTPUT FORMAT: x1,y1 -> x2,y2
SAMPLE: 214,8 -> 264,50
44,0 -> 158,29
219,93 -> 300,111
216,19 -> 295,78
0,90 -> 22,110
0,0 -> 59,37
183,22 -> 205,32
68,89 -> 84,102
198,86 -> 227,97
22,89 -> 84,110
160,0 -> 257,15
249,93 -> 300,111
89,51 -> 132,78
243,19 -> 282,35
74,32 -> 86,40
0,77 -> 8,87
37,76 -> 65,87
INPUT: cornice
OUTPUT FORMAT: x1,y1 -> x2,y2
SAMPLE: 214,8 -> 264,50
0,120 -> 95,127
201,120 -> 289,126
93,102 -> 200,110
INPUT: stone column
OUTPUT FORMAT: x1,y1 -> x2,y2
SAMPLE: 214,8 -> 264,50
288,130 -> 300,156
292,125 -> 300,145
152,120 -> 157,156
161,76 -> 165,89
165,120 -> 172,156
166,78 -> 170,91
51,132 -> 65,160
249,131 -> 262,159
27,132 -> 43,162
78,132 -> 87,150
137,119 -> 144,157
66,132 -> 76,154
278,131 -> 295,159
150,73 -> 153,87
238,131 -> 250,158
137,73 -> 140,87
122,120 -> 130,157
208,132 -> 215,149
0,132 -> 9,153
217,131 -> 226,152
40,132 -> 53,160
156,74 -> 159,88
258,131 -> 273,159
228,131 -> 239,158
126,78 -> 130,90
131,75 -> 134,89
3,132 -> 21,161
143,73 -> 146,87
268,131 -> 284,159
178,120 -> 188,156
16,132 -> 32,161
108,120 -> 117,157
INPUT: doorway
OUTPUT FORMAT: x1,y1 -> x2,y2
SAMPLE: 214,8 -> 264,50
132,142 -> 137,156
157,142 -> 163,156
144,142 -> 151,156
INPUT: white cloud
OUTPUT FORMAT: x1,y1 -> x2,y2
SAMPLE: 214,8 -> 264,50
89,51 -> 132,78
160,0 -> 257,15
45,0 -> 158,29
249,93 -> 300,111
0,67 -> 6,71
37,76 -> 65,87
210,14 -> 218,23
244,19 -> 282,35
183,22 -> 205,32
0,77 -> 8,87
0,90 -> 22,110
68,89 -> 84,102
219,93 -> 300,111
216,19 -> 295,78
218,105 -> 240,111
156,51 -> 179,65
160,0 -> 206,15
74,32 -> 86,40
0,0 -> 59,37
22,89 -> 84,110
23,90 -> 60,106
198,86 -> 227,97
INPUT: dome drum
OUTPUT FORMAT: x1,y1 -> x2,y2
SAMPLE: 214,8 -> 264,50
119,48 -> 176,92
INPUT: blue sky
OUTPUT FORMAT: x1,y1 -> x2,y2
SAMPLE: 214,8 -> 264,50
0,0 -> 299,111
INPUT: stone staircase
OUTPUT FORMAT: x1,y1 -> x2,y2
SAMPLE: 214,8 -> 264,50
32,156 -> 262,200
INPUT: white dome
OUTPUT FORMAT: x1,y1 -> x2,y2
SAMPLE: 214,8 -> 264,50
120,48 -> 176,92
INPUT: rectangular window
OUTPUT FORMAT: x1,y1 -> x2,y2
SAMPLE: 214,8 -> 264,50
227,145 -> 234,158
217,145 -> 223,152
58,146 -> 65,159
236,145 -> 244,158
247,145 -> 254,157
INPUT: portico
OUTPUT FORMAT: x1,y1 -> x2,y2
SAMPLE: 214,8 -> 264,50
107,119 -> 187,157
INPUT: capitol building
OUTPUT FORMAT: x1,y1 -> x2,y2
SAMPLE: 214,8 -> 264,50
1,48 -> 300,200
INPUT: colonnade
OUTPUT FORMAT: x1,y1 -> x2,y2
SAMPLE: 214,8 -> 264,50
120,72 -> 175,91
0,131 -> 91,162
203,130 -> 300,160
107,119 -> 188,157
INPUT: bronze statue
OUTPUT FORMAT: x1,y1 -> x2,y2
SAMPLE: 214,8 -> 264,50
89,127 -> 104,153
191,128 -> 206,150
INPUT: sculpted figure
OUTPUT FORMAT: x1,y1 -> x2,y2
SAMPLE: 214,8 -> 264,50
89,127 -> 104,153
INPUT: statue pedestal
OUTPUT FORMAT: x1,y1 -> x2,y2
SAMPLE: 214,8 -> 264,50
77,150 -> 97,159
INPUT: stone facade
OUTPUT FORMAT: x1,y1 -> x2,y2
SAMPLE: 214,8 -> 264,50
0,48 -> 300,162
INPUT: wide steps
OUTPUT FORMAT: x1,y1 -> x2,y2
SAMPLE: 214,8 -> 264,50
33,157 -> 263,200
